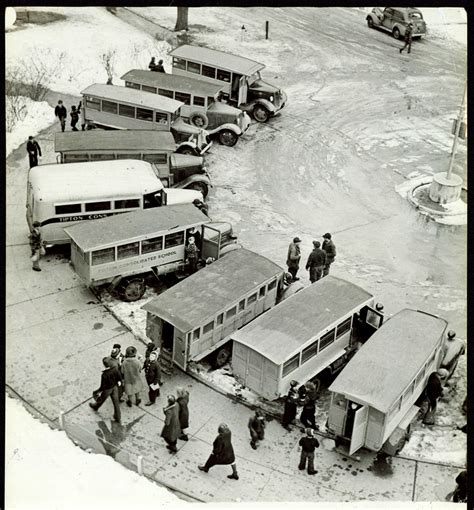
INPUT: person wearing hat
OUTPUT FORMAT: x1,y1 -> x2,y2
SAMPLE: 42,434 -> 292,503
321,233 -> 336,277
176,387 -> 190,440
198,423 -> 239,480
281,380 -> 299,431
248,409 -> 266,450
161,395 -> 180,453
54,99 -> 67,132
400,22 -> 414,54
156,59 -> 165,73
26,135 -> 42,168
29,220 -> 44,272
286,237 -> 302,281
145,341 -> 159,360
298,428 -> 319,475
143,350 -> 162,406
122,346 -> 144,407
90,357 -> 122,423
305,240 -> 326,283
440,331 -> 465,380
187,226 -> 202,252
193,198 -> 209,217
109,343 -> 125,401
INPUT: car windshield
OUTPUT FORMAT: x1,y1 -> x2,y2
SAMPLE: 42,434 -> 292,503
247,71 -> 261,86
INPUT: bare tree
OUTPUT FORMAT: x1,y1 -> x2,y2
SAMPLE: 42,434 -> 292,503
100,49 -> 117,84
174,7 -> 189,31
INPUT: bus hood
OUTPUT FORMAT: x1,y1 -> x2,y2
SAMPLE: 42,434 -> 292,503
164,188 -> 203,204
249,78 -> 281,95
170,153 -> 204,170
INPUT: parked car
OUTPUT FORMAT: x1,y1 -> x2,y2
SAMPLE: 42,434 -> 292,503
366,7 -> 427,40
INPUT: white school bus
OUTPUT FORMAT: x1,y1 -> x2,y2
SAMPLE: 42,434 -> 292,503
26,159 -> 202,246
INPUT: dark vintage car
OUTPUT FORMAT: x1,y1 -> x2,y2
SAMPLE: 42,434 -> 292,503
366,7 -> 427,39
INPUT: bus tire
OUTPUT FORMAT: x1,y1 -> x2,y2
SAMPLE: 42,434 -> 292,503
392,26 -> 401,39
187,181 -> 209,198
219,129 -> 238,147
252,105 -> 270,123
177,145 -> 199,156
213,345 -> 231,368
189,112 -> 209,129
121,278 -> 146,302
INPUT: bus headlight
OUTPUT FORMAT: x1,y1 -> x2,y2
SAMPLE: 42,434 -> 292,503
269,95 -> 274,102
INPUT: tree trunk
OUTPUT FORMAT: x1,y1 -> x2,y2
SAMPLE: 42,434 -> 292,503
174,7 -> 189,31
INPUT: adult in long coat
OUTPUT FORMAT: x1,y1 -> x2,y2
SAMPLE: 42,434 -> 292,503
322,233 -> 336,277
286,237 -> 302,281
143,351 -> 162,406
198,424 -> 239,480
161,395 -> 181,453
176,387 -> 190,441
122,346 -> 144,407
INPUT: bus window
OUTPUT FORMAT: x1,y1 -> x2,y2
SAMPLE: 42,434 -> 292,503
202,65 -> 216,79
115,153 -> 138,160
336,317 -> 352,338
259,286 -> 266,298
267,279 -> 277,291
90,154 -> 112,160
137,107 -> 153,122
155,112 -> 168,124
216,69 -> 231,82
142,85 -> 157,94
158,88 -> 174,99
85,96 -> 100,110
143,154 -> 167,164
302,339 -> 319,363
175,92 -> 191,105
55,203 -> 82,215
102,100 -> 118,114
173,57 -> 186,70
91,247 -> 115,266
114,198 -> 140,209
85,201 -> 111,212
282,353 -> 300,377
142,236 -> 163,253
207,96 -> 215,106
119,103 -> 135,118
117,242 -> 139,260
193,96 -> 205,107
217,313 -> 224,325
164,231 -> 184,248
125,81 -> 140,90
143,191 -> 163,209
203,320 -> 214,334
187,61 -> 201,74
319,329 -> 336,352
247,293 -> 257,305
193,328 -> 200,341
226,306 -> 237,319
238,299 -> 245,312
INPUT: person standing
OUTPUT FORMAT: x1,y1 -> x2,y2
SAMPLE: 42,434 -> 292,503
161,395 -> 180,453
305,241 -> 326,283
155,59 -> 166,73
176,387 -> 190,441
54,100 -> 67,132
110,343 -> 125,402
198,424 -> 239,480
300,381 -> 318,430
298,428 -> 320,475
441,330 -> 465,379
143,351 -> 162,406
89,357 -> 122,423
193,198 -> 209,217
148,57 -> 158,71
322,233 -> 336,277
248,409 -> 266,450
145,341 -> 159,360
29,221 -> 44,272
422,371 -> 444,425
185,236 -> 199,274
26,136 -> 42,168
452,470 -> 467,503
187,227 -> 202,252
122,346 -> 144,407
281,380 -> 299,431
70,102 -> 81,131
286,237 -> 302,281
80,103 -> 86,131
399,23 -> 414,54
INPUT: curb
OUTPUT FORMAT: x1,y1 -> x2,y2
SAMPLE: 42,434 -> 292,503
407,180 -> 467,218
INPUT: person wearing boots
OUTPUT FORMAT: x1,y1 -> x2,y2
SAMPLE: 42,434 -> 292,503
298,428 -> 320,475
89,357 -> 122,424
281,380 -> 299,431
143,351 -> 162,406
29,221 -> 44,272
248,409 -> 266,449
199,424 -> 239,480
122,346 -> 144,407
26,135 -> 42,168
176,387 -> 190,440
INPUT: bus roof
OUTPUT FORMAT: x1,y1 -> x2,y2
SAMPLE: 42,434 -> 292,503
55,130 -> 176,153
230,276 -> 373,365
121,69 -> 224,97
142,248 -> 284,332
65,203 -> 208,251
169,45 -> 265,76
81,83 -> 184,113
329,309 -> 448,413
28,159 -> 163,203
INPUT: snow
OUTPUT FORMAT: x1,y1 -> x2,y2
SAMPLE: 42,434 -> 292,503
5,394 -> 181,509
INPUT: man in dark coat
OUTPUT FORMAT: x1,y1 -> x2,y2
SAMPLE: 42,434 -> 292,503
185,236 -> 199,273
148,57 -> 158,71
400,23 -> 414,54
144,351 -> 162,406
452,470 -> 467,503
70,103 -> 81,131
306,241 -> 326,283
281,380 -> 299,431
54,100 -> 67,132
90,357 -> 122,423
176,387 -> 190,440
300,381 -> 318,430
193,198 -> 209,217
29,221 -> 43,271
110,343 -> 125,401
422,371 -> 444,425
161,395 -> 180,453
298,428 -> 320,475
286,237 -> 302,281
26,136 -> 42,168
199,424 -> 239,480
322,233 -> 336,277
441,330 -> 465,379
155,59 -> 166,73
248,409 -> 266,449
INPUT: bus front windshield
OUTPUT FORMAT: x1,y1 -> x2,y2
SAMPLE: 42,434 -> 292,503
247,71 -> 262,86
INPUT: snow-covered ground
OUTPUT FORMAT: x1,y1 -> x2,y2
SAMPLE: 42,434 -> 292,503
5,394 -> 181,509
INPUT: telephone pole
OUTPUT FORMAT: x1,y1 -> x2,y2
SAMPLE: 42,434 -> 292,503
446,81 -> 467,180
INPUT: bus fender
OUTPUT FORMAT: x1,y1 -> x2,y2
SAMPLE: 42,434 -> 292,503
176,141 -> 199,156
206,123 -> 242,137
253,98 -> 275,114
173,173 -> 212,196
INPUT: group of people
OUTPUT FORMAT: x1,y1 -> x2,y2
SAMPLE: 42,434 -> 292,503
148,57 -> 166,73
287,233 -> 336,283
54,99 -> 84,132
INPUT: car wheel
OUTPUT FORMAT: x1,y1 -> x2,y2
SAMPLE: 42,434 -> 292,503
187,181 -> 208,198
121,278 -> 146,302
177,146 -> 198,156
367,17 -> 374,28
189,112 -> 209,129
252,105 -> 270,123
219,129 -> 238,146
393,27 -> 401,39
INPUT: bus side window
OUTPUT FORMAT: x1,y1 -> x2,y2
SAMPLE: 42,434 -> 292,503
202,65 -> 216,79
164,231 -> 184,248
173,57 -> 186,70
143,191 -> 162,209
155,112 -> 169,125
216,69 -> 231,82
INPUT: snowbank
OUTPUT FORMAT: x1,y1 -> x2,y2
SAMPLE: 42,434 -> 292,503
5,394 -> 181,509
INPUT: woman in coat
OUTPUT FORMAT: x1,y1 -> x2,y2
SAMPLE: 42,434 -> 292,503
176,387 -> 190,441
161,395 -> 181,453
198,424 -> 239,480
122,346 -> 144,407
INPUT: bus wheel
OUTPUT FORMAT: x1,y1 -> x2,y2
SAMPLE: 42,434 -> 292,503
213,345 -> 231,368
190,112 -> 209,129
188,181 -> 209,198
219,129 -> 238,147
177,146 -> 198,156
392,27 -> 401,39
252,105 -> 270,123
121,278 -> 146,301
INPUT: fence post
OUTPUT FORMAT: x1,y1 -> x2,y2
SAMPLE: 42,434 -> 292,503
58,411 -> 65,430
265,21 -> 269,39
137,455 -> 144,475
